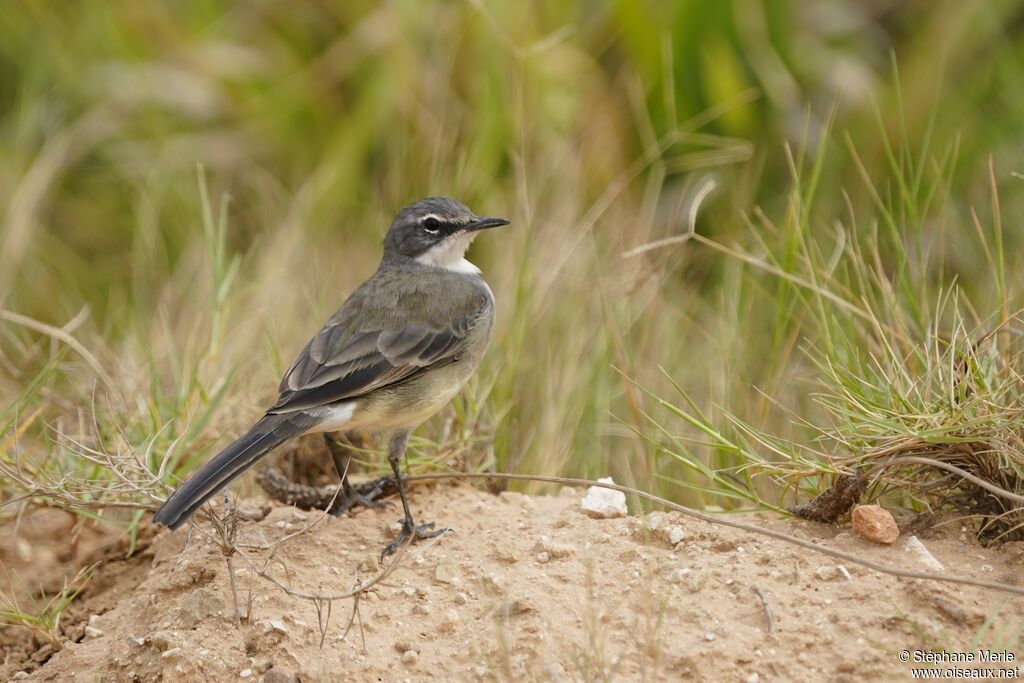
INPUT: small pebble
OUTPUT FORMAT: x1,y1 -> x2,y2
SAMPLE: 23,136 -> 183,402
394,640 -> 417,653
664,525 -> 685,546
580,477 -> 627,518
814,566 -> 838,581
439,609 -> 459,633
851,505 -> 900,544
905,535 -> 946,572
402,650 -> 419,665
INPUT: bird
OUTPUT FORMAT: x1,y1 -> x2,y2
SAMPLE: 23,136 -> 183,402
153,196 -> 509,557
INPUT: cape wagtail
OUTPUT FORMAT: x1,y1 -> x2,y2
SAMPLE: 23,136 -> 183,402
153,197 -> 509,557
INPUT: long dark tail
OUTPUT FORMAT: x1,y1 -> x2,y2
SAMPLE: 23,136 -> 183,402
153,412 -> 314,530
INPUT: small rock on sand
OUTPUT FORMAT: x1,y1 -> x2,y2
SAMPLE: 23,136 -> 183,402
662,525 -> 685,546
814,565 -> 838,581
394,640 -> 418,654
851,505 -> 900,544
580,477 -> 627,518
905,535 -> 945,572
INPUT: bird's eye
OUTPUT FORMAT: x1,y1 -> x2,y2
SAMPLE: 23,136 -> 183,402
422,217 -> 440,233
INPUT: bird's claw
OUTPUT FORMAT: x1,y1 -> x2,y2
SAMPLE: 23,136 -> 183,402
380,520 -> 449,561
328,481 -> 393,517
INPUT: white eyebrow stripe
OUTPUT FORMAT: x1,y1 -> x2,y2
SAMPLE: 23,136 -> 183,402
420,213 -> 474,226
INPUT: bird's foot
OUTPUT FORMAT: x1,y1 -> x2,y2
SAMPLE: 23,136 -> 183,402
380,520 -> 449,561
328,478 -> 394,517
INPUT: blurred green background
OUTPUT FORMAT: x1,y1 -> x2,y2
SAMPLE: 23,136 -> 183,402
2,0 -> 1024,509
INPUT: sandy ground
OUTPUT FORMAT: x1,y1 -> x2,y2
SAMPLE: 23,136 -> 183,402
3,482 -> 1023,682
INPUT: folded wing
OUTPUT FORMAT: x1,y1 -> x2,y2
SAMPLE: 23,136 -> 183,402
270,305 -> 479,414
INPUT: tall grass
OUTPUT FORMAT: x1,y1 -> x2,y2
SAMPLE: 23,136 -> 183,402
638,123 -> 1024,537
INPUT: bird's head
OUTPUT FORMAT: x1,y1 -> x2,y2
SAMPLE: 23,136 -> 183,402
382,196 -> 509,270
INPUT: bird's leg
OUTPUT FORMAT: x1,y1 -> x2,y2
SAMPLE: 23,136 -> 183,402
323,434 -> 392,515
381,430 -> 447,560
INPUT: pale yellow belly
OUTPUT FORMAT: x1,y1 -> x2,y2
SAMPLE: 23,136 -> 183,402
343,369 -> 468,432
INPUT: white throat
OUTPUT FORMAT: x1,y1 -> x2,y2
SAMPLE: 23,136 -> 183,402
415,233 -> 481,275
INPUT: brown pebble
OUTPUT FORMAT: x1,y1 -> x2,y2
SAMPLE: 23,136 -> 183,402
851,505 -> 899,544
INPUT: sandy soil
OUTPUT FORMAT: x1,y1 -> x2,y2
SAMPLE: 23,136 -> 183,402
3,482 -> 1023,682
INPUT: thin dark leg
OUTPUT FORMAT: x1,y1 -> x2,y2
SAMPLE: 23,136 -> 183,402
380,430 -> 447,560
388,431 -> 414,525
323,433 -> 391,515
325,433 -> 353,487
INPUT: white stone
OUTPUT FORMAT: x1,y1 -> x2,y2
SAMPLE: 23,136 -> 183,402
904,535 -> 945,572
580,477 -> 627,518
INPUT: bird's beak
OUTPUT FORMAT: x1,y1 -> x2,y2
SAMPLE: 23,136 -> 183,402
466,216 -> 511,232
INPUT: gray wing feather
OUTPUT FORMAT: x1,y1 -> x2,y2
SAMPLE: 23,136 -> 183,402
271,311 -> 481,414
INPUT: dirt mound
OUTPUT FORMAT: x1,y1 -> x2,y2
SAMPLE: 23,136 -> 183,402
6,483 -> 1024,681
